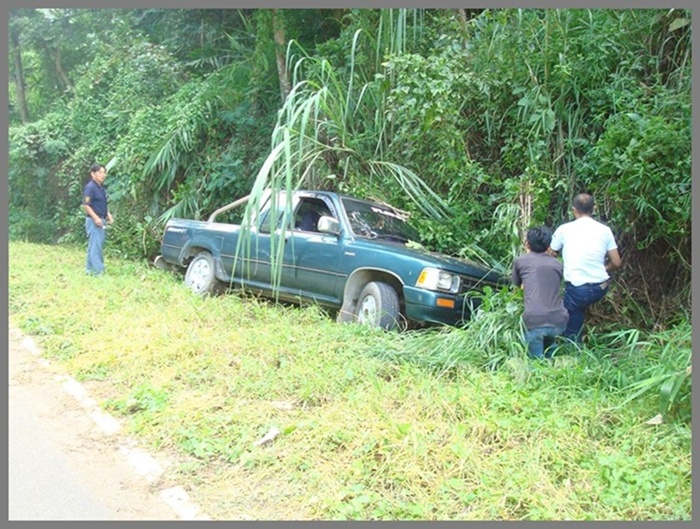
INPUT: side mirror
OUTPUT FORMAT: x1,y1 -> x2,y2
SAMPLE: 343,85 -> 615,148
317,215 -> 341,236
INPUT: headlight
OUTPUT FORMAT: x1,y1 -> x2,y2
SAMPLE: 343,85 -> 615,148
416,267 -> 461,294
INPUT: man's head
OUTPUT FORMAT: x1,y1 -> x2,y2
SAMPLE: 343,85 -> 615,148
90,163 -> 106,185
526,225 -> 553,253
572,193 -> 594,216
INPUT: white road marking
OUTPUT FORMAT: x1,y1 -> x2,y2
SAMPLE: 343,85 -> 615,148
118,446 -> 164,484
22,336 -> 41,355
89,410 -> 121,435
58,375 -> 98,408
160,487 -> 211,520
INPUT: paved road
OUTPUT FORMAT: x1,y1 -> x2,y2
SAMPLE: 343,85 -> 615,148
8,327 -> 182,521
9,396 -> 115,520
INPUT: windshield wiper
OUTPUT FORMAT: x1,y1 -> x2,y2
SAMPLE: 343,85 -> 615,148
372,233 -> 409,243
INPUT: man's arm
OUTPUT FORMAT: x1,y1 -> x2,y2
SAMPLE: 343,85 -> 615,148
511,260 -> 522,288
605,248 -> 622,273
548,226 -> 564,257
82,204 -> 103,227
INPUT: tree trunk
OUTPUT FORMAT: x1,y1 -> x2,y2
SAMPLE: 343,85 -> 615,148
456,9 -> 468,26
272,9 -> 291,103
519,180 -> 533,247
10,28 -> 30,123
332,9 -> 346,24
456,9 -> 484,29
44,44 -> 73,92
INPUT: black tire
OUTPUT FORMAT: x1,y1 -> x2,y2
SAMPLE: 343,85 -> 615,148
355,281 -> 400,330
184,252 -> 225,296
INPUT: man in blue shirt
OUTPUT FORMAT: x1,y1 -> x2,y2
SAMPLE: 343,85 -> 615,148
82,163 -> 114,275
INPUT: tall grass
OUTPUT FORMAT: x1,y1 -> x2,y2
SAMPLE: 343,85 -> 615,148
369,287 -> 526,374
589,323 -> 692,422
9,241 -> 691,520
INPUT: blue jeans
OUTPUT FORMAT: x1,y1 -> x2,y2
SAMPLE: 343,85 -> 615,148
524,326 -> 566,359
563,281 -> 609,342
85,217 -> 106,275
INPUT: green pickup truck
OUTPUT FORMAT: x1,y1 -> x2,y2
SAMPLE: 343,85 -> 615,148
156,190 -> 504,330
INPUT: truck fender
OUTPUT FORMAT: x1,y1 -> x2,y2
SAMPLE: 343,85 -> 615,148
337,267 -> 404,323
177,236 -> 223,267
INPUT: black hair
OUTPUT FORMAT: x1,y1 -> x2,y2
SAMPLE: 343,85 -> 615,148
90,163 -> 105,174
526,225 -> 553,253
573,193 -> 594,215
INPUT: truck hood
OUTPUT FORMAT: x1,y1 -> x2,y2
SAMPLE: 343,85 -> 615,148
351,238 -> 506,285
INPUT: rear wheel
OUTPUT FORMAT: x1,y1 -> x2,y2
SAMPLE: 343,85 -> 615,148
355,281 -> 400,330
184,252 -> 225,296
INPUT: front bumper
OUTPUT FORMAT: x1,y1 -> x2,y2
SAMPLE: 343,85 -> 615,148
402,285 -> 482,326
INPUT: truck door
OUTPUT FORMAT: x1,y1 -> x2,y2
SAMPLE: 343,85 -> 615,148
226,191 -> 296,292
281,196 -> 343,305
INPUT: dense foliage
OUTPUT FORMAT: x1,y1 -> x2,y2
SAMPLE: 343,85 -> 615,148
9,8 -> 691,329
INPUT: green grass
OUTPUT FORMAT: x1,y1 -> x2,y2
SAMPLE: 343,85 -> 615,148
9,241 -> 691,520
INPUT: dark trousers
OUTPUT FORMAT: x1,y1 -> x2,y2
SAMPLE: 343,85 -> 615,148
563,281 -> 609,342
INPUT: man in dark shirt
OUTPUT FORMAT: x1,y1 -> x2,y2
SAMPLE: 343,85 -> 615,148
82,163 -> 114,275
512,226 -> 569,359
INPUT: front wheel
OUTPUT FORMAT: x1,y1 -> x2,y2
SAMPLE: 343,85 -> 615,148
355,281 -> 400,330
184,252 -> 225,296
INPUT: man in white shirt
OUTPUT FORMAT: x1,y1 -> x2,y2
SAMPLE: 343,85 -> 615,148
549,193 -> 622,344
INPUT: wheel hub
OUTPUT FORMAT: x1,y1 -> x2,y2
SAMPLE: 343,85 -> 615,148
358,294 -> 378,324
187,259 -> 211,291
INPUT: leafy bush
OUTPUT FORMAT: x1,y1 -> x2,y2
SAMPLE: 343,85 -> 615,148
8,209 -> 57,244
102,213 -> 162,260
586,106 -> 691,252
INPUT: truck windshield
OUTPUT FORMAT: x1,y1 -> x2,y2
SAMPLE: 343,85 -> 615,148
341,198 -> 420,244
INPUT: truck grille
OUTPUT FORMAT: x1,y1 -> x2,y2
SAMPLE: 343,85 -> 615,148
458,274 -> 499,295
